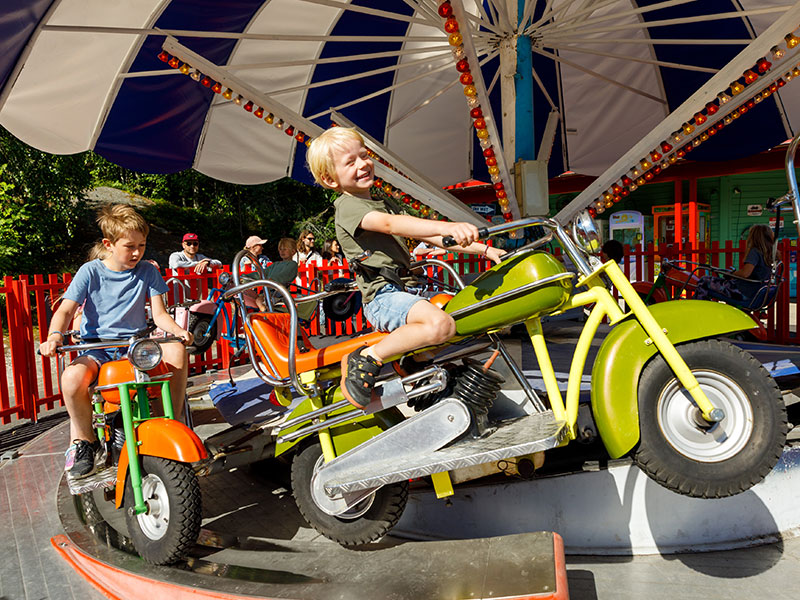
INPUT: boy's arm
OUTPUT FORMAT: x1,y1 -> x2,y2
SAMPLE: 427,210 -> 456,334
150,295 -> 193,345
416,234 -> 506,265
39,299 -> 80,356
360,211 -> 480,248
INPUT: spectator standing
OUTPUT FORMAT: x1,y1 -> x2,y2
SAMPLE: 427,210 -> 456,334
168,233 -> 222,274
292,229 -> 323,266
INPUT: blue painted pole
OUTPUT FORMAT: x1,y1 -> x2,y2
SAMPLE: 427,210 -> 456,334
515,1 -> 535,161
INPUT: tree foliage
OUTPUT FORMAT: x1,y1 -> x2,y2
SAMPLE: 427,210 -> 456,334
0,126 -> 336,276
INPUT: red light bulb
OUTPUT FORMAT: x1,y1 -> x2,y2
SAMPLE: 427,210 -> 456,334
621,176 -> 633,186
496,189 -> 507,199
444,18 -> 459,33
212,82 -> 222,93
254,107 -> 264,118
483,147 -> 494,158
486,156 -> 497,166
459,72 -> 473,85
756,58 -> 771,74
243,101 -> 254,112
660,142 -> 672,153
201,76 -> 211,87
168,57 -> 180,68
455,59 -> 470,73
473,118 -> 486,129
158,51 -> 170,63
493,182 -> 504,190
296,132 -> 305,142
705,102 -> 718,115
693,113 -> 706,126
470,107 -> 483,119
437,1 -> 453,17
285,126 -> 295,136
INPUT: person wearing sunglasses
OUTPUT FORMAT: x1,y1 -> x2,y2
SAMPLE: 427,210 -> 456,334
168,233 -> 222,274
292,229 -> 322,265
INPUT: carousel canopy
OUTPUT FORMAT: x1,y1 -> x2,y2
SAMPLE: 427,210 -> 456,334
1,1 -> 799,217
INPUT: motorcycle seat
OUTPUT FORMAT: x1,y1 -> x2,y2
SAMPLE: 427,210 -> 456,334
248,312 -> 386,379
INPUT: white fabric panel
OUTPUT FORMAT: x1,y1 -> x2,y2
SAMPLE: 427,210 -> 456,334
0,0 -> 163,154
558,1 -> 665,176
194,0 -> 339,183
387,20 -> 472,187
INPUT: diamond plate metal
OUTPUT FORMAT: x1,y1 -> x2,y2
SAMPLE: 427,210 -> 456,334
317,398 -> 472,495
322,411 -> 567,495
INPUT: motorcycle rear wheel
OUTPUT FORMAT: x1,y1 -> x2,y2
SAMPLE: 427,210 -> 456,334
291,442 -> 407,546
187,314 -> 216,355
124,456 -> 201,564
633,339 -> 787,498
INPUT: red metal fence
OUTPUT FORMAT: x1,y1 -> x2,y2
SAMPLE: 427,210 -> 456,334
1,244 -> 796,425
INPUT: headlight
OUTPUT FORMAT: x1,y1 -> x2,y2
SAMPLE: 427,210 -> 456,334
572,210 -> 603,255
128,339 -> 163,371
218,271 -> 232,288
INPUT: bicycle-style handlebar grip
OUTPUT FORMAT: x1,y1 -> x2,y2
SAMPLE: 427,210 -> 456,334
442,235 -> 457,247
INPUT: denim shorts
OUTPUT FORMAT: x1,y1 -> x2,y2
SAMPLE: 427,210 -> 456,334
75,345 -> 127,369
363,284 -> 425,332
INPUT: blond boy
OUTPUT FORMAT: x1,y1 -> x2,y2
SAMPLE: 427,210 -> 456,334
39,205 -> 192,478
307,127 -> 504,408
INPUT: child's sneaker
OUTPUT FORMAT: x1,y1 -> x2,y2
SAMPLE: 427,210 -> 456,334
63,443 -> 77,471
68,439 -> 100,479
340,347 -> 381,409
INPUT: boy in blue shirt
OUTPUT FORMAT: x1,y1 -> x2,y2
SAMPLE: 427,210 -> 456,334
39,205 -> 193,478
307,127 -> 504,409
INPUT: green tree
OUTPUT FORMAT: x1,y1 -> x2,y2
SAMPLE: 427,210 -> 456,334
0,127 -> 93,275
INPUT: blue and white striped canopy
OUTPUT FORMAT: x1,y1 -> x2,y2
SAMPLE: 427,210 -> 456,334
1,0 -> 798,189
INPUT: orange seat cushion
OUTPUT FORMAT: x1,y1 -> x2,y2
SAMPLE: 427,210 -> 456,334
249,313 -> 386,378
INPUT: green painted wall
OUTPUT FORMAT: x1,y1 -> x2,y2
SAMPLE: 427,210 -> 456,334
550,168 -> 799,244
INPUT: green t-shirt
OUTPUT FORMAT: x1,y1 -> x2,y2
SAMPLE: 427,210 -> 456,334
334,192 -> 414,303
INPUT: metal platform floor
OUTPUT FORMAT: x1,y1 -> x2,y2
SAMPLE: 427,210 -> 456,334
2,419 -> 800,599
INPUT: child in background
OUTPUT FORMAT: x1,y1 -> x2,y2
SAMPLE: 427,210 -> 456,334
39,205 -> 192,478
307,127 -> 504,409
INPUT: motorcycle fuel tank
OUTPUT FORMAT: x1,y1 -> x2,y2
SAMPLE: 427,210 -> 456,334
446,251 -> 573,335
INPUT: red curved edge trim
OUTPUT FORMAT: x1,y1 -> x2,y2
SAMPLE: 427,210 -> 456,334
51,535 -> 277,600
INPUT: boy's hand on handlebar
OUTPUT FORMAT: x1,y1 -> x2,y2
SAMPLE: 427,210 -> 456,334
176,329 -> 194,345
444,222 -> 480,247
39,340 -> 61,357
486,246 -> 506,265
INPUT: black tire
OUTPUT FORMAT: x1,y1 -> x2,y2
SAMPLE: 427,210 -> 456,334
187,314 -> 216,355
291,442 -> 407,546
124,456 -> 201,565
633,339 -> 787,498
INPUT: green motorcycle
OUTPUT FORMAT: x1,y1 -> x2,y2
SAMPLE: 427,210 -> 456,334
223,212 -> 787,546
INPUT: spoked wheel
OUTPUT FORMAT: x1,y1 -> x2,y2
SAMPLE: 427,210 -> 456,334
187,314 -> 216,355
124,456 -> 201,565
291,442 -> 407,546
633,339 -> 787,498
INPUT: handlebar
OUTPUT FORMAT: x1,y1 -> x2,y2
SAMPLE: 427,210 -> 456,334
45,334 -> 184,356
442,227 -> 490,248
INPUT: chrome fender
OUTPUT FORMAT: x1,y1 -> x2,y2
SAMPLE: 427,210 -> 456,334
591,300 -> 757,459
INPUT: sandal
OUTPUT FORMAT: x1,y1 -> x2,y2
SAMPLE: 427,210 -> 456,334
341,346 -> 382,409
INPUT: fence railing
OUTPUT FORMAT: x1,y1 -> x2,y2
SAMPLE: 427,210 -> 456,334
1,244 -> 796,425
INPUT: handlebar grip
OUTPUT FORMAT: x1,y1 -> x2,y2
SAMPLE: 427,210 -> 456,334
442,235 -> 457,247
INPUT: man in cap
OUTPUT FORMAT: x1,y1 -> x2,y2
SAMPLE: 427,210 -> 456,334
168,233 -> 222,274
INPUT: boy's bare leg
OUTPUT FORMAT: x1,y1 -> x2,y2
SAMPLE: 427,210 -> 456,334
162,341 -> 188,422
60,357 -> 100,441
363,300 -> 456,364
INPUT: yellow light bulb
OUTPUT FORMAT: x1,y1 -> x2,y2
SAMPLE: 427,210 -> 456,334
265,113 -> 274,124
476,128 -> 489,139
222,88 -> 233,99
179,63 -> 190,75
448,33 -> 463,46
487,165 -> 499,175
463,85 -> 477,97
786,33 -> 800,49
682,123 -> 695,135
731,82 -> 744,95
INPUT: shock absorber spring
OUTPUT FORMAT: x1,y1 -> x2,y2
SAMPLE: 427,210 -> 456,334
453,357 -> 505,437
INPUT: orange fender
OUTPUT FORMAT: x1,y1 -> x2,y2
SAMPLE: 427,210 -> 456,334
115,419 -> 207,508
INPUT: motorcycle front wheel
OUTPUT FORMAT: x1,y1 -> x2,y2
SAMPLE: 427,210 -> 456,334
633,339 -> 787,499
124,456 -> 201,564
187,314 -> 216,355
291,442 -> 408,546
